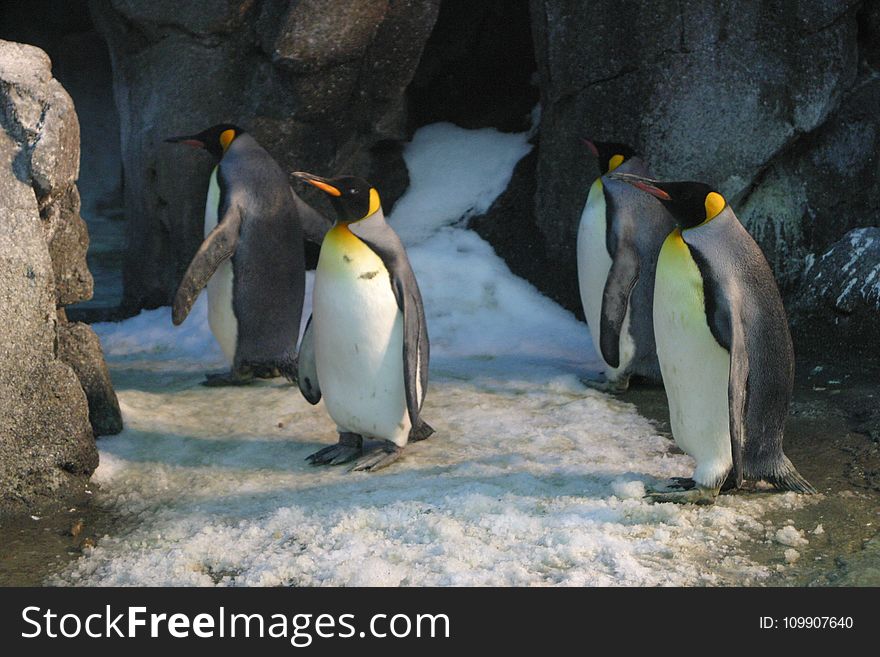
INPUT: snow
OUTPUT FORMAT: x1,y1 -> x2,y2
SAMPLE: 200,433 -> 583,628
775,526 -> 809,547
54,122 -> 813,587
388,123 -> 532,244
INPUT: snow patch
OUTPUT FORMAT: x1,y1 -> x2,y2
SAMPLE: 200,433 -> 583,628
388,122 -> 532,244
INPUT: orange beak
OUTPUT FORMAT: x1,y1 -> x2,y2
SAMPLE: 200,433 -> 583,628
292,171 -> 341,197
608,173 -> 672,201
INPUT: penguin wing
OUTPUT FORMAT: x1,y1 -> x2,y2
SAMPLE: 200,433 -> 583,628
293,192 -> 332,245
726,318 -> 748,488
391,264 -> 430,429
171,198 -> 242,326
297,314 -> 321,404
599,241 -> 640,368
689,244 -> 746,487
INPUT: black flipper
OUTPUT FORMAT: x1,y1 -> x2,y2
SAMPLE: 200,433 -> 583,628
599,243 -> 640,368
297,314 -> 321,404
726,316 -> 748,488
172,203 -> 242,326
392,270 -> 430,429
293,192 -> 332,245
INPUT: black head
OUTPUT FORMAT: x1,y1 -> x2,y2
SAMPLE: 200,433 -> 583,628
609,174 -> 727,230
583,139 -> 637,176
165,123 -> 245,160
292,172 -> 381,223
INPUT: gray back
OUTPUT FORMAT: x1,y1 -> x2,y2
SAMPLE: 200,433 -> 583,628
222,134 -> 305,372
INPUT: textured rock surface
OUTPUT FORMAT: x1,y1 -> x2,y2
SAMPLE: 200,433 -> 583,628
57,317 -> 123,437
1,39 -> 120,511
90,0 -> 441,313
522,0 -> 876,334
794,228 -> 880,341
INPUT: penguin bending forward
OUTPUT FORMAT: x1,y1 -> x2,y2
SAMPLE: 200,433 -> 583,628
167,124 -> 331,386
577,140 -> 675,391
292,172 -> 433,472
611,173 -> 816,504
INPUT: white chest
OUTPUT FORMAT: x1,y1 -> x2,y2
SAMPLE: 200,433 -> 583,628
653,230 -> 732,487
576,178 -> 634,378
313,225 -> 410,445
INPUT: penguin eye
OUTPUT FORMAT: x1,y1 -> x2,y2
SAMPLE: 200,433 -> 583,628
350,188 -> 359,195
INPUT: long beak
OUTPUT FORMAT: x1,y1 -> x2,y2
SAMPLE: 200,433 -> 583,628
581,138 -> 599,157
292,171 -> 341,197
165,135 -> 205,148
607,172 -> 671,201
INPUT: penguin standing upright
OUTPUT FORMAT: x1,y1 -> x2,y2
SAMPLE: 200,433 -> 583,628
167,124 -> 331,385
577,140 -> 675,391
611,172 -> 815,503
291,171 -> 433,472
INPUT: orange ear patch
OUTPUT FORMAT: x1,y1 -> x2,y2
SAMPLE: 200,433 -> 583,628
219,129 -> 236,151
368,188 -> 381,216
704,192 -> 726,221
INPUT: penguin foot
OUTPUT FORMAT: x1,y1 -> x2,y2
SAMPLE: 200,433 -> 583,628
669,477 -> 696,490
201,370 -> 255,387
349,442 -> 403,472
579,375 -> 630,394
253,366 -> 281,379
306,432 -> 363,466
645,482 -> 718,505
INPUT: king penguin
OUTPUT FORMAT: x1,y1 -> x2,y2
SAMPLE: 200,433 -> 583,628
576,140 -> 675,391
611,172 -> 816,503
167,124 -> 331,385
291,171 -> 433,471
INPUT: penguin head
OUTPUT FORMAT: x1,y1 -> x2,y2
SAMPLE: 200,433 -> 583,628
292,172 -> 382,223
165,123 -> 245,160
583,139 -> 636,176
609,174 -> 727,230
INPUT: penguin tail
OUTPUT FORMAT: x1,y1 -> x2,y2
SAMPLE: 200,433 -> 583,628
278,360 -> 298,384
767,457 -> 817,494
410,419 -> 435,442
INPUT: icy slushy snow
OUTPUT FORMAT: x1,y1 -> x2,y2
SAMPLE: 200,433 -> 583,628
55,122 -> 810,586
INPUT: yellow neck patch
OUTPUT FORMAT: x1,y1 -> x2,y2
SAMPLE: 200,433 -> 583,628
608,154 -> 625,172
704,191 -> 726,222
219,129 -> 236,152
367,188 -> 381,217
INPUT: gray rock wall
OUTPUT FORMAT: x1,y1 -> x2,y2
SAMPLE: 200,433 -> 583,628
525,0 -> 879,325
1,39 -> 121,512
90,0 -> 441,313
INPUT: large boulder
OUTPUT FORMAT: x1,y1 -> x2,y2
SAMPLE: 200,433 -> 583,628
793,228 -> 880,347
89,0 -> 441,313
1,40 -> 121,511
522,0 -> 874,329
